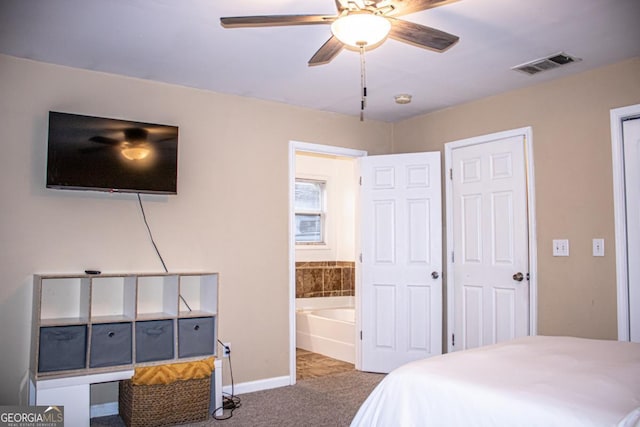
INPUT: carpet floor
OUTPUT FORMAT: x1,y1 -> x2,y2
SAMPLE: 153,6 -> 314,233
91,370 -> 384,427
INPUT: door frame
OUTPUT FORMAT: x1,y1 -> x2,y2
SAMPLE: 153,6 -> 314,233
444,127 -> 538,352
288,141 -> 367,385
610,103 -> 640,341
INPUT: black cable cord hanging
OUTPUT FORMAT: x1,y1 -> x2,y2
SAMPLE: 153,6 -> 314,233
213,339 -> 241,420
137,193 -> 168,273
137,193 -> 192,311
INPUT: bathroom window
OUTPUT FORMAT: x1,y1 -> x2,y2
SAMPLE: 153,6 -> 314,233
295,179 -> 326,244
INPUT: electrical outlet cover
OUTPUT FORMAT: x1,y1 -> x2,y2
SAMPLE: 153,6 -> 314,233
592,238 -> 604,257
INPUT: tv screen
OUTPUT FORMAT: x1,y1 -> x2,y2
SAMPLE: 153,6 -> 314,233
46,111 -> 178,194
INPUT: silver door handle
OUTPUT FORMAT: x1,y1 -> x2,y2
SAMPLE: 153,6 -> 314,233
513,272 -> 524,282
431,271 -> 439,279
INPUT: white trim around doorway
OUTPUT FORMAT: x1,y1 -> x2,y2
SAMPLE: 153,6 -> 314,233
444,127 -> 538,353
610,103 -> 640,341
288,141 -> 368,385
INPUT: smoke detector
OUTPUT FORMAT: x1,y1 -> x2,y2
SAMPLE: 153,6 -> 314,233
394,94 -> 412,104
512,52 -> 581,76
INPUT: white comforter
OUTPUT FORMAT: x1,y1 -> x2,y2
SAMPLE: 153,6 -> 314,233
351,336 -> 640,427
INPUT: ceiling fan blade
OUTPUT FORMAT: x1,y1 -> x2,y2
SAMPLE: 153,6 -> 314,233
220,14 -> 335,28
384,0 -> 459,17
156,136 -> 178,143
80,145 -> 109,153
389,19 -> 459,51
89,136 -> 120,146
308,36 -> 344,66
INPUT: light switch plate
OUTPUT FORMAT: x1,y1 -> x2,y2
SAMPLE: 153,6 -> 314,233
553,239 -> 569,256
592,238 -> 604,256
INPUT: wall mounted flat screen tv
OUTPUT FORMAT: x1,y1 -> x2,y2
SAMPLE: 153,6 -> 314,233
47,111 -> 178,194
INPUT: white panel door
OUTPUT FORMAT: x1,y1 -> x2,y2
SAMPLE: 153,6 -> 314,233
452,135 -> 529,350
623,118 -> 640,342
360,152 -> 442,373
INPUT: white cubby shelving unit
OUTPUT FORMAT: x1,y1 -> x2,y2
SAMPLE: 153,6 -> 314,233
29,272 -> 221,426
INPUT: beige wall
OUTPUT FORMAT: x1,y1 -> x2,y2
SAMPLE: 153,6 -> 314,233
393,57 -> 640,340
0,54 -> 392,404
1,52 -> 638,406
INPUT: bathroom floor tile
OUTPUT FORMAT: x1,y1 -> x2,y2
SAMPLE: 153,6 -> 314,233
296,348 -> 354,380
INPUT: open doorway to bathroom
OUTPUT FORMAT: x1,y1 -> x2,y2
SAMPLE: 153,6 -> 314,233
288,142 -> 367,383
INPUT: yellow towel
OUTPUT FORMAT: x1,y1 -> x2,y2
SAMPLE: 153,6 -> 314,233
131,357 -> 215,385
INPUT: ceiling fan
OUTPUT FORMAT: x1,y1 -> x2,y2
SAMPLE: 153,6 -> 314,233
84,128 -> 175,161
220,0 -> 460,66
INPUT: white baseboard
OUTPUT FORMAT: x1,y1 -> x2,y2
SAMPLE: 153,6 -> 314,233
91,402 -> 119,418
222,375 -> 291,396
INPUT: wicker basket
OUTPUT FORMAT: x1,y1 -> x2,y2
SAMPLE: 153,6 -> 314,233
119,377 -> 210,427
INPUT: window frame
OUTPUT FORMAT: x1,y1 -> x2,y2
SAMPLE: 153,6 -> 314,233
294,178 -> 327,246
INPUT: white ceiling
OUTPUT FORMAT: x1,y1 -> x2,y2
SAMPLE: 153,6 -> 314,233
1,0 -> 639,122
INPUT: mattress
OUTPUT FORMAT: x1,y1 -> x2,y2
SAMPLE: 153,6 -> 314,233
351,336 -> 640,427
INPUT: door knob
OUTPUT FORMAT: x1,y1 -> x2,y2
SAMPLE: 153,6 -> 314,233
431,271 -> 440,279
513,272 -> 524,282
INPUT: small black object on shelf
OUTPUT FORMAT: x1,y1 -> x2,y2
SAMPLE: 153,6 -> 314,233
84,270 -> 101,275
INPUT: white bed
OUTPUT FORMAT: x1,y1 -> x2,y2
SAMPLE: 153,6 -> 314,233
351,336 -> 640,427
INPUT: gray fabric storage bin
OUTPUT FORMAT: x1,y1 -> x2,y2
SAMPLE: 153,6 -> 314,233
38,325 -> 87,372
90,322 -> 132,368
178,317 -> 215,358
135,319 -> 174,362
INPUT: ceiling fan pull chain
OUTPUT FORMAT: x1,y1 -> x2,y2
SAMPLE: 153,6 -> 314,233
360,44 -> 367,121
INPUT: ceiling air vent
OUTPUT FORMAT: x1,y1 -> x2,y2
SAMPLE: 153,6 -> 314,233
512,52 -> 581,76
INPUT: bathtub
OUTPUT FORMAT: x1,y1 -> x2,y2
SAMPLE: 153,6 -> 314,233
296,307 -> 355,364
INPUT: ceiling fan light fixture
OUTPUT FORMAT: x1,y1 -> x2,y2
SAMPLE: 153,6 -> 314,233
121,146 -> 151,161
331,13 -> 391,48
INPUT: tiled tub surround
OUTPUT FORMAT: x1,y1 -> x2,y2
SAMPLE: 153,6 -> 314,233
295,261 -> 355,298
